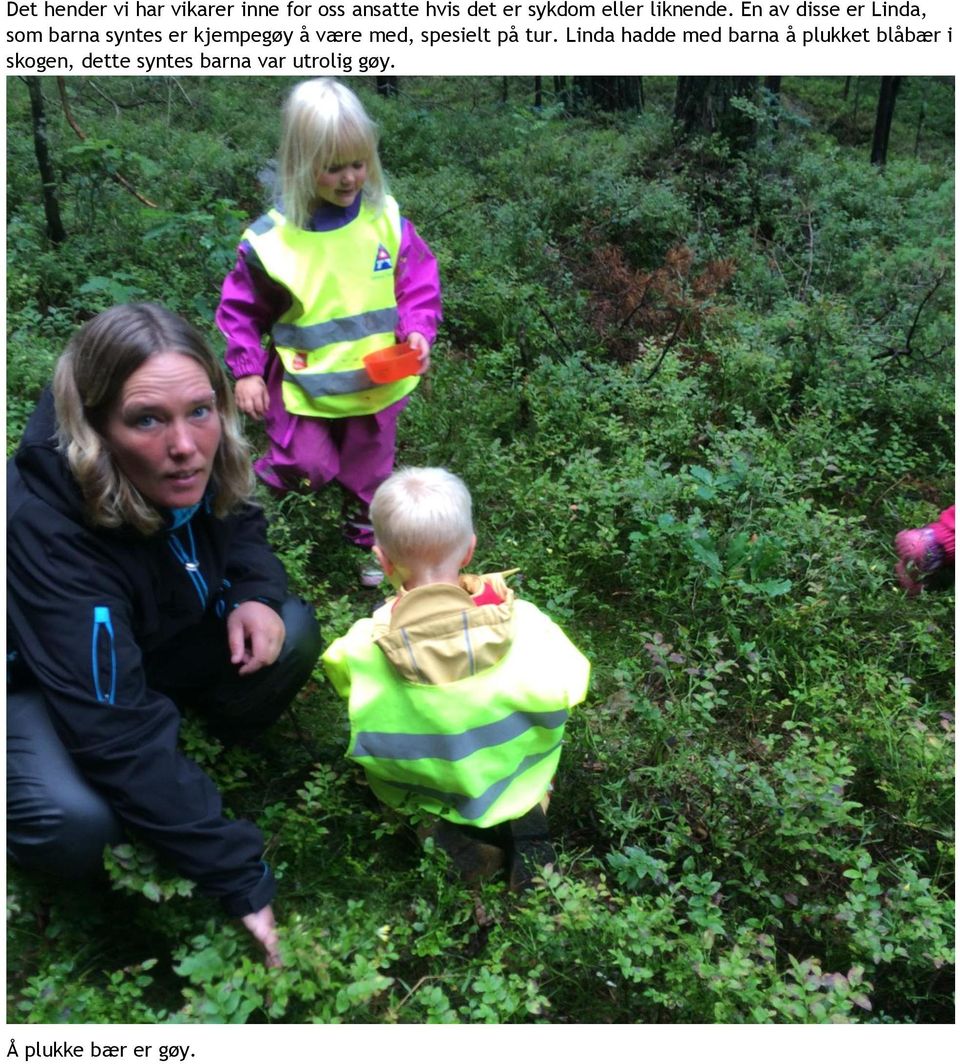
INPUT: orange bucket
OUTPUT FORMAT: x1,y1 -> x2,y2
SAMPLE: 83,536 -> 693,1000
363,342 -> 421,384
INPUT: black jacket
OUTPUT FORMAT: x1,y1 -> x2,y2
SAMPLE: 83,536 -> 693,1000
7,391 -> 287,915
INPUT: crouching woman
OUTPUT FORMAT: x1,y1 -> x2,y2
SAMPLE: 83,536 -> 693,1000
6,303 -> 322,966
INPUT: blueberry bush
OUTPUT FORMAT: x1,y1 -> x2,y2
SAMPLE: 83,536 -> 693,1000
6,76 -> 954,1023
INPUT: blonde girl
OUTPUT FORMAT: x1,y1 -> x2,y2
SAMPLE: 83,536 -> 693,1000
217,79 -> 442,586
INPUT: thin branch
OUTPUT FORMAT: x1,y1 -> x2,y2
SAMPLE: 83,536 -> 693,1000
537,304 -> 575,358
84,81 -> 170,114
170,78 -> 193,106
641,315 -> 685,384
798,208 -> 815,299
902,270 -> 945,352
87,81 -> 122,117
868,297 -> 900,327
516,322 -> 532,429
391,976 -> 440,1016
423,191 -> 494,228
873,474 -> 910,505
913,341 -> 951,364
874,271 -> 948,363
56,77 -> 159,209
619,279 -> 654,329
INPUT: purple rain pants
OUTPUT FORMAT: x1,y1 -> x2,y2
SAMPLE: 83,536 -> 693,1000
254,355 -> 410,547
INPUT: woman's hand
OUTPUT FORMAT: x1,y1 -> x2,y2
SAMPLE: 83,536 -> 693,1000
241,904 -> 282,968
234,375 -> 270,420
407,332 -> 431,375
227,601 -> 286,676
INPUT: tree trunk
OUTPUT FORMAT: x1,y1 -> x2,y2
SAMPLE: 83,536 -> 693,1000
375,77 -> 399,98
620,76 -> 641,112
871,76 -> 902,166
674,76 -> 759,149
534,76 -> 542,109
25,76 -> 67,245
913,93 -> 927,157
572,77 -> 642,113
764,76 -> 782,130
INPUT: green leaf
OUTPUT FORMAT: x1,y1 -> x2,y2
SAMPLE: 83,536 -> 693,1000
141,882 -> 162,903
690,539 -> 722,573
689,465 -> 714,485
756,578 -> 792,597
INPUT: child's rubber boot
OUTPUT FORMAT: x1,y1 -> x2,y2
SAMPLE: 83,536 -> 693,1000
359,561 -> 385,588
506,805 -> 556,891
420,819 -> 505,885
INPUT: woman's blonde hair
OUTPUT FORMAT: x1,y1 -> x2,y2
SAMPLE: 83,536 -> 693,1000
278,78 -> 387,227
370,467 -> 474,569
52,302 -> 253,535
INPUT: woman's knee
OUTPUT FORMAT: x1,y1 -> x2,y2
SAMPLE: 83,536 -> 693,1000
203,596 -> 321,738
7,687 -> 124,878
276,595 -> 322,681
7,782 -> 123,879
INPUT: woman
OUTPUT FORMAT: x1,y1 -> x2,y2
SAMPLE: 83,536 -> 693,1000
6,303 -> 321,966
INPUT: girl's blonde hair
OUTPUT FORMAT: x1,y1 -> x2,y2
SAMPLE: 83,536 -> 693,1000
53,302 -> 253,535
371,467 -> 474,569
279,78 -> 387,227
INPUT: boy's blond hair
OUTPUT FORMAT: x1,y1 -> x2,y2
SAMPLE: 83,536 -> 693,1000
278,78 -> 387,228
371,467 -> 474,569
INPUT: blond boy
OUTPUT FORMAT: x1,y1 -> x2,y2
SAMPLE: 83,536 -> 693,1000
323,467 -> 590,888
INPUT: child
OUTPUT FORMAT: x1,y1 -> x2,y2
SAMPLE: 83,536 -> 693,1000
217,79 -> 442,586
894,504 -> 955,595
322,468 -> 591,889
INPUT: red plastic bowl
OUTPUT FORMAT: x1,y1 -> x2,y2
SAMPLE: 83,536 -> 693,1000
363,343 -> 421,384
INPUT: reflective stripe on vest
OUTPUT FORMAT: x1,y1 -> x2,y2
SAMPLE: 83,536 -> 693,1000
367,742 -> 565,825
323,600 -> 591,827
244,198 -> 417,418
352,708 -> 570,761
273,307 -> 399,353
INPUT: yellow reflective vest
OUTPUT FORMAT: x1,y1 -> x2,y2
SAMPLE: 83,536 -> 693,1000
323,596 -> 591,828
243,195 -> 419,418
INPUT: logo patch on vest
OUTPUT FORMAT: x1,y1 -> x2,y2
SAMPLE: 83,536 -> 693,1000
373,244 -> 393,272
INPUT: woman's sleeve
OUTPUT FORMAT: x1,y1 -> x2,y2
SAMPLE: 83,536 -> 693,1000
7,509 -> 276,916
395,218 -> 443,345
222,502 -> 290,613
216,244 -> 292,380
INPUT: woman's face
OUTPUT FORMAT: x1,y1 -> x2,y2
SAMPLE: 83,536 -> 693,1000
102,351 -> 222,510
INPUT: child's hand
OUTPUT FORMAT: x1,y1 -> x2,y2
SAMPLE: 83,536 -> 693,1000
235,375 -> 270,419
407,332 -> 431,375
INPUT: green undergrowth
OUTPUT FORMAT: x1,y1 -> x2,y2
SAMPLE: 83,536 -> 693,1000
6,76 -> 954,1023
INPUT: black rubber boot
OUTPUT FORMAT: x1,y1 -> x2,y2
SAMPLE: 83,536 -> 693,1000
420,819 -> 506,885
505,805 -> 556,891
